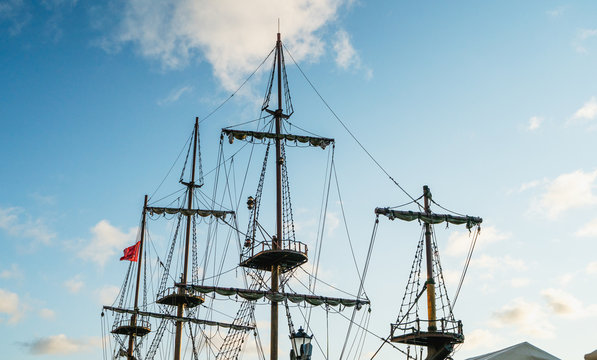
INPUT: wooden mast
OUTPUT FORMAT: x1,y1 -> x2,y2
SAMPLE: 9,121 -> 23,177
423,185 -> 438,357
174,117 -> 199,360
271,31 -> 283,360
127,194 -> 148,359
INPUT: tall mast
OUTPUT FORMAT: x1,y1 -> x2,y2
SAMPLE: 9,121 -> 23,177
377,186 -> 481,360
271,31 -> 283,360
423,186 -> 437,333
127,194 -> 148,359
174,117 -> 199,360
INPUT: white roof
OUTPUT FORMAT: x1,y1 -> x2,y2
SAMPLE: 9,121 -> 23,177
465,341 -> 560,360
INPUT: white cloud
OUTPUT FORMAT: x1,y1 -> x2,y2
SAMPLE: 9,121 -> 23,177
333,29 -> 357,69
570,96 -> 597,122
546,6 -> 565,17
533,169 -> 597,218
587,261 -> 597,275
0,263 -> 23,280
64,275 -> 84,293
576,217 -> 597,237
458,328 -> 501,351
0,0 -> 31,36
527,116 -> 543,130
490,298 -> 555,338
78,220 -> 137,267
518,179 -> 541,192
29,192 -> 57,205
157,85 -> 193,106
541,288 -> 585,318
445,226 -> 509,257
97,285 -> 120,305
0,288 -> 24,324
0,207 -> 56,246
107,0 -> 350,90
39,308 -> 56,320
556,272 -> 574,286
510,277 -> 530,288
573,30 -> 597,54
325,212 -> 340,236
471,254 -> 527,272
21,334 -> 99,355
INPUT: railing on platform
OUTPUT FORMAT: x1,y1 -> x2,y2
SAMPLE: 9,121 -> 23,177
241,239 -> 308,260
112,317 -> 151,332
391,318 -> 463,336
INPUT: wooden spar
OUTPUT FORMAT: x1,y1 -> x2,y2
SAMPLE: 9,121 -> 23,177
271,31 -> 283,360
174,117 -> 199,360
104,306 -> 255,331
127,194 -> 148,359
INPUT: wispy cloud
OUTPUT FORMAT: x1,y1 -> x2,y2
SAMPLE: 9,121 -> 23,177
0,0 -> 77,39
0,264 -> 23,280
490,298 -> 555,338
587,261 -> 597,275
569,96 -> 597,123
576,217 -> 597,237
28,192 -> 57,205
96,285 -> 120,305
157,85 -> 193,106
471,254 -> 527,272
20,334 -> 100,355
39,308 -> 56,320
531,169 -> 597,219
458,328 -> 502,352
0,288 -> 24,324
333,30 -> 356,69
0,0 -> 31,36
0,207 -> 56,247
527,116 -> 543,131
541,288 -> 586,318
510,277 -> 530,288
518,179 -> 542,192
445,226 -> 509,257
63,275 -> 84,293
77,220 -> 137,267
546,6 -> 565,18
573,29 -> 597,54
333,29 -> 372,78
101,0 -> 355,90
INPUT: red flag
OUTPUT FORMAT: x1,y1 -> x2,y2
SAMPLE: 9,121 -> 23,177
120,242 -> 140,262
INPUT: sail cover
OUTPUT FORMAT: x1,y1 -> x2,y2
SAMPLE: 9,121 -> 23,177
103,306 -> 254,331
181,285 -> 369,308
375,208 -> 482,229
147,207 -> 234,219
222,129 -> 334,149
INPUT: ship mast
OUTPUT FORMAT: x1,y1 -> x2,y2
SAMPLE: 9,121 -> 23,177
127,194 -> 148,359
423,185 -> 437,335
174,117 -> 199,360
376,186 -> 482,360
271,31 -> 283,360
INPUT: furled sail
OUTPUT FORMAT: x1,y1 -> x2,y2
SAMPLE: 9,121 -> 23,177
222,129 -> 334,150
103,306 -> 254,331
181,285 -> 369,308
375,208 -> 482,229
146,207 -> 234,219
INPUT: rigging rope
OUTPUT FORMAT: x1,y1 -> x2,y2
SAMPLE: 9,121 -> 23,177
283,44 -> 423,210
150,131 -> 193,201
339,216 -> 378,360
306,144 -> 335,327
452,225 -> 480,308
199,47 -> 276,125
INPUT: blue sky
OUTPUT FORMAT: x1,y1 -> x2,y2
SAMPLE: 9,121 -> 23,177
1,1 -> 597,359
